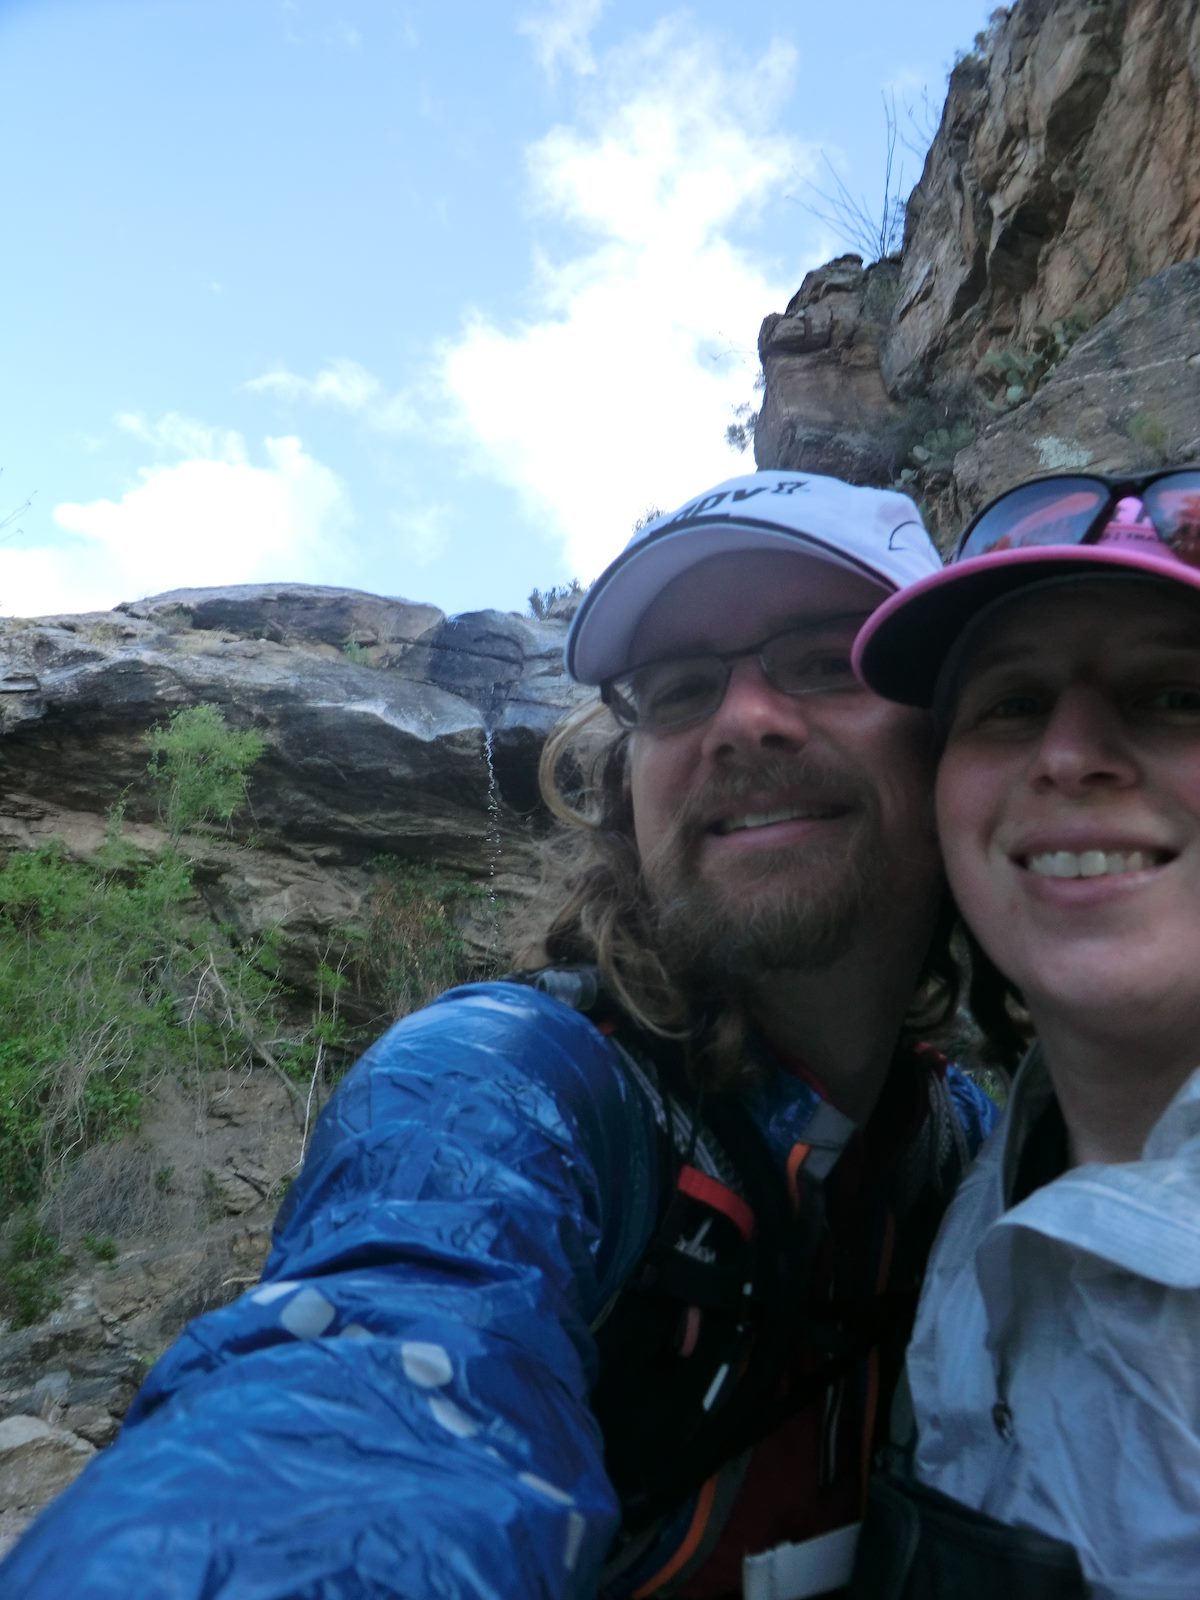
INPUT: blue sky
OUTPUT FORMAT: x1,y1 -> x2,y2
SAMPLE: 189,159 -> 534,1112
2,0 -> 995,620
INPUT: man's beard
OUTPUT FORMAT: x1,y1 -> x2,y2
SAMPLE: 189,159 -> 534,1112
642,753 -> 887,988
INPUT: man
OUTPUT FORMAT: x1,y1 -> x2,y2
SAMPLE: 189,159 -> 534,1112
0,471 -> 993,1599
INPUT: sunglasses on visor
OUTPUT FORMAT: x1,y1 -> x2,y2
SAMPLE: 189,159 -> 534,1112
955,468 -> 1200,564
601,623 -> 862,732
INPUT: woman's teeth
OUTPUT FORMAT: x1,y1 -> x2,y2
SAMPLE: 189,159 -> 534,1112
1026,849 -> 1157,879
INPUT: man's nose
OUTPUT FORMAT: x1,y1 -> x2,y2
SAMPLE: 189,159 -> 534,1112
1028,685 -> 1138,795
698,656 -> 812,761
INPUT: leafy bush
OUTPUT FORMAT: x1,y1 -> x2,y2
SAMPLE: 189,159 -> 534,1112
1127,412 -> 1173,466
527,581 -> 584,620
0,706 -> 270,1212
0,1215 -> 72,1328
145,703 -> 265,843
343,858 -> 485,1023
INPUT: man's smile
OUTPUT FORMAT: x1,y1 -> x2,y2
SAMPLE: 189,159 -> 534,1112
709,799 -> 854,836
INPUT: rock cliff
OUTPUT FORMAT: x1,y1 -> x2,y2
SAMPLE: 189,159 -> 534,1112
756,0 -> 1200,529
0,583 -> 583,971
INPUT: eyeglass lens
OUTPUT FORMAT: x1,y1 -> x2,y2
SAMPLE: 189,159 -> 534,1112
608,627 -> 858,730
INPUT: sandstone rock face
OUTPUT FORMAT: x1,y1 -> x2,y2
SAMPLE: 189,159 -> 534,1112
884,0 -> 1200,394
953,260 -> 1200,511
755,256 -> 906,484
755,0 -> 1200,542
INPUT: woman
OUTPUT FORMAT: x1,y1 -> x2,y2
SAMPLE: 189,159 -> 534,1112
849,468 -> 1200,1600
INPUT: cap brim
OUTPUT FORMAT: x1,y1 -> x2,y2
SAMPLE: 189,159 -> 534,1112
854,544 -> 1200,706
567,519 -> 892,685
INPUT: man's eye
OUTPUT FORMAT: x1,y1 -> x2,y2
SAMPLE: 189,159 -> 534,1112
637,668 -> 717,718
771,651 -> 856,691
652,674 -> 711,707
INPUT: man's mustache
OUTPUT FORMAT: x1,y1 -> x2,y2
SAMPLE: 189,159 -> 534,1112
643,752 -> 876,874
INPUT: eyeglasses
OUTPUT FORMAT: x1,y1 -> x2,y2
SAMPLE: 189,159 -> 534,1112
601,624 -> 861,732
955,469 -> 1200,565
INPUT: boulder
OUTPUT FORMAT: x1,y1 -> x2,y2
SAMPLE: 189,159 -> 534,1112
0,1415 -> 95,1516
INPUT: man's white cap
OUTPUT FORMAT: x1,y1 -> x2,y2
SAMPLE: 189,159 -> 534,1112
565,470 -> 943,685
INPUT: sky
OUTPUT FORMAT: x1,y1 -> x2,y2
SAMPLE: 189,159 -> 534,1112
1,0 -> 997,622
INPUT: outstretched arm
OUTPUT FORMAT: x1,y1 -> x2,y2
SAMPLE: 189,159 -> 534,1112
2,983 -> 659,1599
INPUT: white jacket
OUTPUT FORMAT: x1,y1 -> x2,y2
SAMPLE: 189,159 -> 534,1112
906,1048 -> 1200,1598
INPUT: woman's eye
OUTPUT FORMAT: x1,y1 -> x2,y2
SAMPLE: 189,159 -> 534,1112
985,693 -> 1044,718
1140,684 -> 1200,716
951,687 -> 1046,731
965,689 -> 1046,723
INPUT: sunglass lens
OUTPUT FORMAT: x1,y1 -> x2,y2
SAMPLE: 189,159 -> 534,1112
1144,472 -> 1200,567
958,477 -> 1109,560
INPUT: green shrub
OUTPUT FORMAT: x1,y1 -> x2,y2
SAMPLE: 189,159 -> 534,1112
81,1232 -> 118,1262
527,581 -> 584,620
0,706 -> 273,1213
145,703 -> 265,842
345,859 -> 485,1024
979,310 -> 1091,410
0,1216 -> 71,1328
1127,412 -> 1172,466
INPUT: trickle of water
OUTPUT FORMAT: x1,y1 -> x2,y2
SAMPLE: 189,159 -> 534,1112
482,727 -> 503,945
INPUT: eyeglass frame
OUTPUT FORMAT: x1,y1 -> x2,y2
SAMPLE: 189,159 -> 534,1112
954,467 -> 1200,564
600,616 -> 869,733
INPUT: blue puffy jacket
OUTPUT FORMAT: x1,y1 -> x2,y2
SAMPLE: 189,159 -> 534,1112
1,982 -> 995,1599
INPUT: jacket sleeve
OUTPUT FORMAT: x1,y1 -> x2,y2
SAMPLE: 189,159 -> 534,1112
0,983 -> 661,1599
943,1064 -> 1002,1156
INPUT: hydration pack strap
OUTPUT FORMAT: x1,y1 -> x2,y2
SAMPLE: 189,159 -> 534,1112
743,1521 -> 862,1600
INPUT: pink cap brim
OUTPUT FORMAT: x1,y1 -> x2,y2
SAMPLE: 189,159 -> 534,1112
853,542 -> 1200,706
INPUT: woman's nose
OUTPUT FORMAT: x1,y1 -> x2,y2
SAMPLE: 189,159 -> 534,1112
1028,685 -> 1138,794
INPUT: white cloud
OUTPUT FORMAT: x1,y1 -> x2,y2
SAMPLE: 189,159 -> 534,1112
1,417 -> 352,617
438,19 -> 819,582
115,410 -> 246,461
518,0 -> 606,80
244,358 -> 383,412
245,359 -> 423,437
390,503 -> 451,567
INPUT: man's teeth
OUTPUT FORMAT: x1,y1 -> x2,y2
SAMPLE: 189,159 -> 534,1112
1026,849 -> 1157,879
716,806 -> 836,835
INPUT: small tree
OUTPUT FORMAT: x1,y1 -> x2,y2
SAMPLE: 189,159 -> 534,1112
145,704 -> 266,843
527,580 -> 585,620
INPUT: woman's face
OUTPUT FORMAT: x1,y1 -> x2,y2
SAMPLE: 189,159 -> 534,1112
936,579 -> 1200,1033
